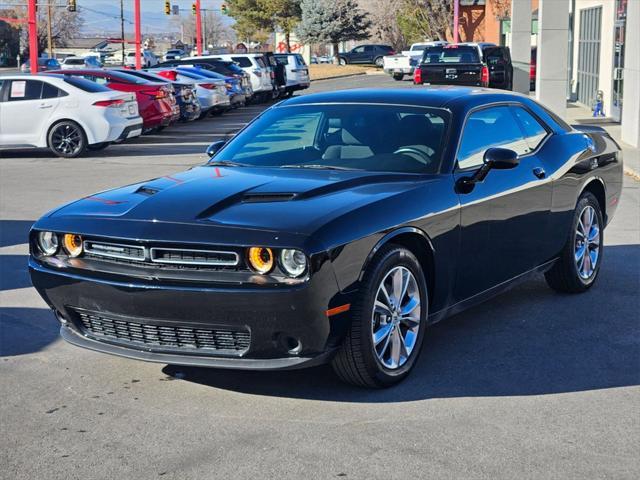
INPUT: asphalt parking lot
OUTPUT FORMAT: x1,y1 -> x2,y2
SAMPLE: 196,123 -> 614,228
1,74 -> 639,479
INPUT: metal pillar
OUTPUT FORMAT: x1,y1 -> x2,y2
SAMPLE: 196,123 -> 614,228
453,0 -> 459,43
134,0 -> 141,69
195,0 -> 203,56
536,0 -> 571,116
510,0 -> 532,94
28,0 -> 38,73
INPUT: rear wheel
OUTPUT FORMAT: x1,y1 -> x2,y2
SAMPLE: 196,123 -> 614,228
332,244 -> 428,388
374,56 -> 384,68
545,192 -> 603,293
339,57 -> 347,66
392,73 -> 404,81
47,121 -> 87,158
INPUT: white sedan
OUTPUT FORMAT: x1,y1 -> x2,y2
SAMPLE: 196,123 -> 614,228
0,74 -> 143,158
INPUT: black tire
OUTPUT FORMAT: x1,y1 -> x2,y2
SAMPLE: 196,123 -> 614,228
392,73 -> 404,81
87,142 -> 110,151
331,244 -> 428,388
47,121 -> 87,158
545,191 -> 604,293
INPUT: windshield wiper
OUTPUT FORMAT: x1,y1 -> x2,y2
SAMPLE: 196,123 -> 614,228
280,164 -> 360,171
206,160 -> 250,167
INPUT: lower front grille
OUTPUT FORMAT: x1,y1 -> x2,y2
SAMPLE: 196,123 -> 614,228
72,308 -> 250,355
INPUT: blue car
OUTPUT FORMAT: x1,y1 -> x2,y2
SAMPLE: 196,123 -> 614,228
177,67 -> 247,107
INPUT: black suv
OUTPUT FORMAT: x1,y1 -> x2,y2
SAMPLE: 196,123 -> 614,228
339,44 -> 395,67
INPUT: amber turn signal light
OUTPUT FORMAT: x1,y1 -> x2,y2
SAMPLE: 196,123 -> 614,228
63,233 -> 83,257
247,247 -> 274,274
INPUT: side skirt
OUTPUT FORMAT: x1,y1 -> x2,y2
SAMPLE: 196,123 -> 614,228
427,259 -> 558,325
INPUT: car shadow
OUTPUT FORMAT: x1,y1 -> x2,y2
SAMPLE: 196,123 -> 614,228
164,244 -> 640,402
0,307 -> 59,356
0,255 -> 31,291
0,219 -> 34,248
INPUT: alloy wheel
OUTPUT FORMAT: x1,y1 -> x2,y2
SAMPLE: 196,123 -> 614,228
371,266 -> 421,369
51,124 -> 82,156
575,205 -> 600,280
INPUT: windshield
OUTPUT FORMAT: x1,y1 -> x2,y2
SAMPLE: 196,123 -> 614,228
178,68 -> 225,80
216,104 -> 449,174
422,46 -> 480,64
65,58 -> 84,65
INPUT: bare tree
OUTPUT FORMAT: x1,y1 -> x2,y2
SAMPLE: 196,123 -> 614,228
397,0 -> 453,43
173,11 -> 235,48
359,0 -> 407,50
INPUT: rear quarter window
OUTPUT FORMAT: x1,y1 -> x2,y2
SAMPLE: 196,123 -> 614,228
63,76 -> 111,92
231,57 -> 253,68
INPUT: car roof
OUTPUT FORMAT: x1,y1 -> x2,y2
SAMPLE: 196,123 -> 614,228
280,87 -> 530,110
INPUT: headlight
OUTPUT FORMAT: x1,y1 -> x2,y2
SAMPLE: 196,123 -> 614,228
280,249 -> 307,278
247,247 -> 274,274
62,233 -> 83,257
37,231 -> 59,256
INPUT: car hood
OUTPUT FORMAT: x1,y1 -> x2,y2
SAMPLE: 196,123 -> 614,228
46,166 -> 432,238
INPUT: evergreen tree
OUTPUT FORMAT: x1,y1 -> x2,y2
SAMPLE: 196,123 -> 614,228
296,0 -> 371,63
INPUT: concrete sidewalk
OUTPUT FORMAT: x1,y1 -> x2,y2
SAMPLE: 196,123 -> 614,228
565,102 -> 640,180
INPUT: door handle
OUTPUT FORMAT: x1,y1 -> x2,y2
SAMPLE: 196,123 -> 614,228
39,104 -> 53,109
533,167 -> 546,179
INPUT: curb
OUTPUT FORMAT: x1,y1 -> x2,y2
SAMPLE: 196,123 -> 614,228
310,72 -> 368,82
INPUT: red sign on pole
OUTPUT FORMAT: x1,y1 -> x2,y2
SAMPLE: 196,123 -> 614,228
134,0 -> 142,69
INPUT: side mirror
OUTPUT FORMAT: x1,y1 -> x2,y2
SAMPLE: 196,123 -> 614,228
206,140 -> 225,159
456,148 -> 519,193
484,147 -> 519,170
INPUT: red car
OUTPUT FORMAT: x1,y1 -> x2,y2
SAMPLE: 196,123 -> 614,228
47,69 -> 178,130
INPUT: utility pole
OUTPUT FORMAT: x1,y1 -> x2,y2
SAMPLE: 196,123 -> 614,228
134,0 -> 141,69
47,0 -> 53,58
120,0 -> 125,66
202,11 -> 207,53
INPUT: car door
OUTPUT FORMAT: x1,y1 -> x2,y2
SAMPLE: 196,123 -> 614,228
0,79 -> 60,146
483,46 -> 513,90
349,46 -> 366,63
454,104 -> 552,301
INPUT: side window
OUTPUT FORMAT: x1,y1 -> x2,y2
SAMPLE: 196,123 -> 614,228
511,106 -> 548,151
364,46 -> 375,52
457,106 -> 529,170
352,46 -> 365,53
7,80 -> 42,102
41,82 -> 66,99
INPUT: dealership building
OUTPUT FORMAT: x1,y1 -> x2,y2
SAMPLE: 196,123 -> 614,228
456,0 -> 639,147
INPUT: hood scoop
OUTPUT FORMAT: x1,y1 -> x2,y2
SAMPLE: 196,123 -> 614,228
241,193 -> 296,203
135,185 -> 161,196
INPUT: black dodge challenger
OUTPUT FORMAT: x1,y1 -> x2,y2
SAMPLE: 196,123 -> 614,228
29,87 -> 623,387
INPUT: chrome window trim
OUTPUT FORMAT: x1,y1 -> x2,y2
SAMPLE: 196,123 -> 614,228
84,240 -> 146,261
149,247 -> 239,266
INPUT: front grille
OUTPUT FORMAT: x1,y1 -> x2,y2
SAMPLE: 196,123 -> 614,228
150,248 -> 239,266
84,240 -> 145,261
73,308 -> 251,355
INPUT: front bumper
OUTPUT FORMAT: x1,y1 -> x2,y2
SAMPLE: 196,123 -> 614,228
29,257 -> 347,370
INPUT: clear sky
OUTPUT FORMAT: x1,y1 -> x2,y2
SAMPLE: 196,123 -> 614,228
80,0 -> 232,35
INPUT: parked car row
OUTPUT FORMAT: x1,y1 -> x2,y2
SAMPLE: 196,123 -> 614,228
0,53 -> 310,158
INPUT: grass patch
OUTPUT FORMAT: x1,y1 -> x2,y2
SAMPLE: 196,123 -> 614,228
308,64 -> 374,81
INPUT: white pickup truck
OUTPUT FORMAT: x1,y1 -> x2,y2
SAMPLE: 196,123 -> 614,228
383,41 -> 448,81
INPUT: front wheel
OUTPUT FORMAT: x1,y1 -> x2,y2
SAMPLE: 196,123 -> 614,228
332,244 -> 428,388
545,191 -> 604,293
47,121 -> 87,158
